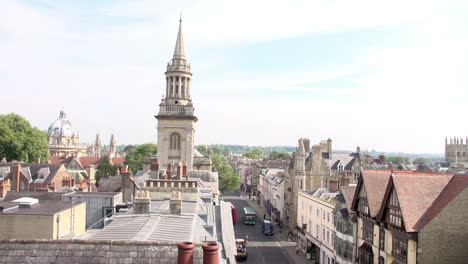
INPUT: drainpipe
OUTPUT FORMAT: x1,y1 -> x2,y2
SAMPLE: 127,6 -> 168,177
202,243 -> 219,264
56,214 -> 61,239
177,242 -> 194,264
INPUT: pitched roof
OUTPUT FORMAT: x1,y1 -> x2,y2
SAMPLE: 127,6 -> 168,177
111,157 -> 125,166
341,185 -> 356,212
78,157 -> 105,168
390,173 -> 452,232
413,175 -> 468,230
1,163 -> 64,184
353,170 -> 392,217
330,153 -> 358,170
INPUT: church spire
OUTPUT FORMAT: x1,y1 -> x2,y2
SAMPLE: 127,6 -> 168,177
172,18 -> 185,62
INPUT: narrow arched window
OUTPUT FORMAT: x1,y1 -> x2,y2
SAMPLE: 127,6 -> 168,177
170,133 -> 181,150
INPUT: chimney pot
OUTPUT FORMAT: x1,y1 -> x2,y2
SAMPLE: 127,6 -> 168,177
177,242 -> 195,264
202,243 -> 219,264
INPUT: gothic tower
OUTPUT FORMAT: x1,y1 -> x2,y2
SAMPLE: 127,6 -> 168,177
155,19 -> 197,170
93,133 -> 101,157
109,134 -> 117,158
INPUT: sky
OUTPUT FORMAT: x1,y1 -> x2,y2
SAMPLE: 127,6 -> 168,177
1,0 -> 467,154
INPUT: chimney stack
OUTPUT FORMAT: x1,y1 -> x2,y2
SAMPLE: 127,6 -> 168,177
142,156 -> 152,172
121,170 -> 133,203
177,161 -> 183,180
87,165 -> 96,184
13,162 -> 21,192
133,190 -> 151,214
183,165 -> 188,180
0,179 -> 11,198
150,157 -> 160,172
177,242 -> 194,264
202,243 -> 219,264
303,138 -> 311,153
167,164 -> 172,179
170,191 -> 182,214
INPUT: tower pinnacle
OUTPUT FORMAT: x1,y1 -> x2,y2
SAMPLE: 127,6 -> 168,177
173,18 -> 185,61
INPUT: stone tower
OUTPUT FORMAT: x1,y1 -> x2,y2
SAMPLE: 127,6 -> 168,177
155,19 -> 197,170
109,134 -> 117,158
93,134 -> 101,157
445,136 -> 468,167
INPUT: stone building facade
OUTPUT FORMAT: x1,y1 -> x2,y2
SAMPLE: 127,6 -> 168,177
445,136 -> 468,167
285,137 -> 364,233
156,20 -> 197,170
352,170 -> 468,264
47,111 -> 87,157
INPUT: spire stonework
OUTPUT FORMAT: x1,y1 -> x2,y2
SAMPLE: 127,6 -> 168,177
156,19 -> 197,170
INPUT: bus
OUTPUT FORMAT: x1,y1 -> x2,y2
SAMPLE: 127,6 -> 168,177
243,207 -> 256,225
231,204 -> 237,225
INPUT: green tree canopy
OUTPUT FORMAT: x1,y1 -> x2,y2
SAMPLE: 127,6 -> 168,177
124,143 -> 157,172
270,150 -> 292,160
196,145 -> 210,156
387,156 -> 410,165
0,113 -> 48,162
95,158 -> 118,187
212,153 -> 240,194
244,148 -> 264,159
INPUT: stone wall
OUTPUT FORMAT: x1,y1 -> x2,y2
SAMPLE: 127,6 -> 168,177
0,240 -> 205,264
418,188 -> 468,264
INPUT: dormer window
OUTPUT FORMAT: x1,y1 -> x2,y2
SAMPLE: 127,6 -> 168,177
337,162 -> 344,170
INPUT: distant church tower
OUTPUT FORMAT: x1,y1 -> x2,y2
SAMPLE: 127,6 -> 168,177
108,134 -> 117,158
155,19 -> 197,170
93,133 -> 101,157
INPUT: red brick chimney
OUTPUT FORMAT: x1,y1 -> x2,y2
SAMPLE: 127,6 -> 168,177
177,241 -> 194,264
13,162 -> 21,192
202,243 -> 219,264
0,179 -> 11,198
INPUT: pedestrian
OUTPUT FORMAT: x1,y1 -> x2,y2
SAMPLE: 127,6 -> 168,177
263,214 -> 266,220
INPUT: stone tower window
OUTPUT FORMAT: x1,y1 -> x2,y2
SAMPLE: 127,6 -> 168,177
170,133 -> 181,150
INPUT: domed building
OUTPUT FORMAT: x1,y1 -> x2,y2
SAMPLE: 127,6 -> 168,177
47,110 -> 87,157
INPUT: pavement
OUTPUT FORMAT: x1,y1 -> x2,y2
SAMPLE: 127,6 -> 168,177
224,191 -> 307,264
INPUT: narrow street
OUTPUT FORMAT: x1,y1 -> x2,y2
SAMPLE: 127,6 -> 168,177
224,191 -> 298,264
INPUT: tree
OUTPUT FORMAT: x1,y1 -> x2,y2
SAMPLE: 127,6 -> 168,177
0,113 -> 48,162
95,158 -> 117,187
387,156 -> 410,165
270,150 -> 292,160
196,145 -> 209,156
212,153 -> 240,193
124,143 -> 157,172
245,148 -> 264,159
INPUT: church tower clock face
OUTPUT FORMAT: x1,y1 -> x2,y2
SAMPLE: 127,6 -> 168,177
155,19 -> 197,170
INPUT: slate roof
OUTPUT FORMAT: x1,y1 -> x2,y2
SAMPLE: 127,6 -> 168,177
0,240 -> 204,264
330,153 -> 358,170
0,163 -> 64,184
